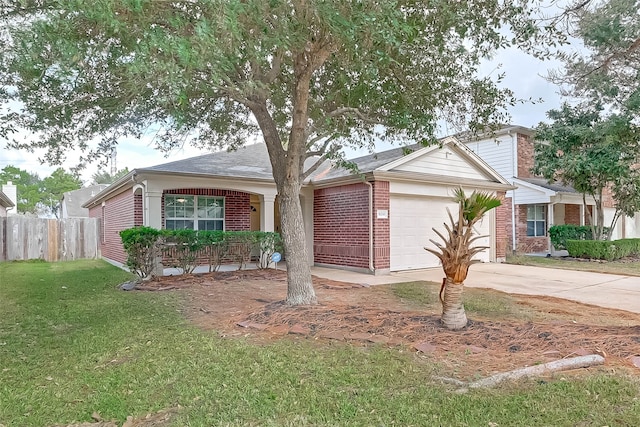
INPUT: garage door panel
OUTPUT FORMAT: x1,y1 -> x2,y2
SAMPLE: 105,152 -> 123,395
390,195 -> 490,271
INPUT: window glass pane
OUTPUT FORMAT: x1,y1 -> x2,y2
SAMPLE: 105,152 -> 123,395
166,219 -> 195,230
527,205 -> 535,220
199,220 -> 223,231
536,205 -> 545,218
166,196 -> 194,219
183,197 -> 194,217
165,196 -> 175,217
536,221 -> 546,236
527,221 -> 535,236
197,197 -> 224,219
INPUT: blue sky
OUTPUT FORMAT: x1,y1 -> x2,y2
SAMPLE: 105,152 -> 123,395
0,45 -> 564,184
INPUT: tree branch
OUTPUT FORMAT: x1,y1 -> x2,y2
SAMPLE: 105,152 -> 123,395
579,36 -> 640,79
262,50 -> 284,84
301,137 -> 340,181
305,135 -> 334,158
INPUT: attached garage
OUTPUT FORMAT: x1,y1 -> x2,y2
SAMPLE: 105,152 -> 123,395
389,194 -> 491,271
312,136 -> 511,275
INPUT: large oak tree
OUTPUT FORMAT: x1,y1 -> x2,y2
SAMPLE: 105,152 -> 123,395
1,0 -> 546,305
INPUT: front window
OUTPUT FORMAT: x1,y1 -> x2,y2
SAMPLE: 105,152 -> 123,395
527,205 -> 546,237
165,195 -> 224,231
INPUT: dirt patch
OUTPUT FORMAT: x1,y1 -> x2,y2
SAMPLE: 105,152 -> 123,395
144,269 -> 640,379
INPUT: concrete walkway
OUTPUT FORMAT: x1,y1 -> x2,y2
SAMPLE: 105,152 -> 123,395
311,263 -> 640,314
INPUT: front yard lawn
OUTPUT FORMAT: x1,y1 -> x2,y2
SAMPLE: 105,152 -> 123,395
507,254 -> 640,276
1,260 -> 639,427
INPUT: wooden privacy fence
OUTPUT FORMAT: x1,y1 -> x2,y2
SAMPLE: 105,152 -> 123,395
0,216 -> 100,262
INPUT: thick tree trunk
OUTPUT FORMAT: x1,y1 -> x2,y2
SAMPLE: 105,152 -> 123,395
247,45 -> 329,306
441,278 -> 467,330
279,180 -> 317,305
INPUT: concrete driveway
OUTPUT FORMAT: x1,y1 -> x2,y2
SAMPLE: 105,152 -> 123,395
311,263 -> 640,314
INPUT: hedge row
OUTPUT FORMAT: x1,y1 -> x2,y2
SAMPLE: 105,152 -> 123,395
549,225 -> 609,251
566,238 -> 640,261
120,227 -> 283,278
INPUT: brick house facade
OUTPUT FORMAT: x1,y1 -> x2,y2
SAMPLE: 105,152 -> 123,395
84,140 -> 512,275
313,181 -> 393,272
464,125 -> 639,255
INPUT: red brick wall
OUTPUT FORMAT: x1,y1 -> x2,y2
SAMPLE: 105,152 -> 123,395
564,204 -> 581,225
602,186 -> 615,209
515,204 -> 548,253
516,133 -> 536,178
313,183 -> 370,269
90,189 -> 135,264
372,181 -> 390,270
163,189 -> 251,231
495,191 -> 509,259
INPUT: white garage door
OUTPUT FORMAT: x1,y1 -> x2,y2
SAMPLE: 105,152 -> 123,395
389,195 -> 491,271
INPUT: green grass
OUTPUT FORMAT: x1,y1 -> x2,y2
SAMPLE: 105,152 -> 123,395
1,260 -> 639,426
390,281 -> 437,307
508,254 -> 640,276
389,281 -> 531,321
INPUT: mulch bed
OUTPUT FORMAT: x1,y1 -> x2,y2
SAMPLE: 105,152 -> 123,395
143,269 -> 640,378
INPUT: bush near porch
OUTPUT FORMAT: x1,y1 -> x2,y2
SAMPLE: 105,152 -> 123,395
549,224 -> 610,251
120,227 -> 283,278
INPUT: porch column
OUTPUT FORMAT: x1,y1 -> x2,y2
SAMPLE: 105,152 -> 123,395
579,204 -> 585,226
260,194 -> 275,232
145,190 -> 164,229
548,203 -> 555,254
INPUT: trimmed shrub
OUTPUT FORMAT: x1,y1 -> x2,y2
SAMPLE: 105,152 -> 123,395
119,226 -> 163,279
613,238 -> 640,258
162,229 -> 202,274
567,238 -> 640,261
225,231 -> 257,270
197,230 -> 228,272
120,227 -> 285,275
549,225 -> 609,250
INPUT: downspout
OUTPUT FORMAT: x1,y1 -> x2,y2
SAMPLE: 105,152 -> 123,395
510,131 -> 517,254
364,181 -> 374,273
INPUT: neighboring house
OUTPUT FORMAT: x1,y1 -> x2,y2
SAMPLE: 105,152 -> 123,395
0,189 -> 15,217
60,185 -> 110,218
464,125 -> 640,254
0,181 -> 17,216
83,137 -> 513,274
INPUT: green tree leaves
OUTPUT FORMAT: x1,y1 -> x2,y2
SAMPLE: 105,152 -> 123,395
0,165 -> 81,216
41,167 -> 82,218
533,104 -> 640,239
551,0 -> 640,115
0,165 -> 41,214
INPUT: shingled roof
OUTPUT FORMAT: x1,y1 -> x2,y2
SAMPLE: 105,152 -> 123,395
140,144 -> 275,180
518,177 -> 578,194
312,144 -> 421,181
138,142 -> 424,182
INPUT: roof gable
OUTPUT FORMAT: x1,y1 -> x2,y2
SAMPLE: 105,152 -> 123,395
376,137 -> 508,184
311,137 -> 509,185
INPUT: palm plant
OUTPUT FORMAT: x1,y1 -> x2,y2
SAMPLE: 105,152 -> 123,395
425,188 -> 501,330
